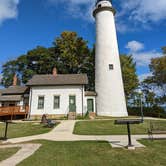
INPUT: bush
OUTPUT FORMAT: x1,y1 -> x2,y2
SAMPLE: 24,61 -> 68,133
128,106 -> 166,118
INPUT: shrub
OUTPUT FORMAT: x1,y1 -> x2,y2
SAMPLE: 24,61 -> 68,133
128,106 -> 166,118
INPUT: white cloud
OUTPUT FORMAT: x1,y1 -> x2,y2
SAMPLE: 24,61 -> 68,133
117,0 -> 166,32
48,0 -> 93,5
138,73 -> 152,82
126,40 -> 163,67
47,0 -> 94,21
133,51 -> 163,67
126,41 -> 144,52
0,0 -> 19,25
121,0 -> 166,23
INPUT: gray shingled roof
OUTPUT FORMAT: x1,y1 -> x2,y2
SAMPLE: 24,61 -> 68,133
1,86 -> 28,95
0,95 -> 22,101
27,74 -> 88,86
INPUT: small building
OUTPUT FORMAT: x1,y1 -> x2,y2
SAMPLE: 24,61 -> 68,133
26,70 -> 96,119
0,86 -> 29,107
0,83 -> 29,119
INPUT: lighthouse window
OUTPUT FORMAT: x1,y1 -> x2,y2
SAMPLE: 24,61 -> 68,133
109,64 -> 114,70
98,4 -> 102,8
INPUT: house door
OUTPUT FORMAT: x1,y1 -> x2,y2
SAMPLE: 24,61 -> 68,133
87,99 -> 94,112
69,96 -> 76,112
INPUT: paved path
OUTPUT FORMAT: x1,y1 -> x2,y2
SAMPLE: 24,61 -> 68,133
0,144 -> 41,166
2,120 -> 166,148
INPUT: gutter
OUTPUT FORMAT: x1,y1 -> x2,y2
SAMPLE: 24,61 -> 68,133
82,85 -> 84,117
28,88 -> 33,120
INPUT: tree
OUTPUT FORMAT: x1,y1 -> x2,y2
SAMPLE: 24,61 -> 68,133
1,60 -> 19,87
53,31 -> 91,74
142,48 -> 166,106
19,46 -> 58,84
162,46 -> 166,54
1,46 -> 56,86
120,55 -> 139,101
1,32 -> 94,89
53,31 -> 94,90
149,55 -> 166,88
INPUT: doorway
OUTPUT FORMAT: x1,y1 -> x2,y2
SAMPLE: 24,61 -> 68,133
69,95 -> 76,112
87,99 -> 94,112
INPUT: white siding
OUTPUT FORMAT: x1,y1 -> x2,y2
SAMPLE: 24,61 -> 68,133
29,86 -> 84,116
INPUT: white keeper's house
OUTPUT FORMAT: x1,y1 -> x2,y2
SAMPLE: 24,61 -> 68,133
26,68 -> 96,119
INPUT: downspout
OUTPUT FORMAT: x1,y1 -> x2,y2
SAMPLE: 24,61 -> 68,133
96,99 -> 97,116
28,87 -> 32,120
82,85 -> 84,118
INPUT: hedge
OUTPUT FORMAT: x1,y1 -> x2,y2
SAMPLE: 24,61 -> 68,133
128,106 -> 166,118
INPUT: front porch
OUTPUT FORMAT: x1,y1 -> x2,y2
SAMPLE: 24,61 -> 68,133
0,106 -> 29,120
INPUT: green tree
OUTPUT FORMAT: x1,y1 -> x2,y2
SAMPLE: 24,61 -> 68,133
53,31 -> 91,74
149,55 -> 166,89
1,32 -> 94,89
120,55 -> 139,101
142,48 -> 166,106
53,31 -> 94,90
1,60 -> 19,87
162,46 -> 166,54
1,46 -> 56,86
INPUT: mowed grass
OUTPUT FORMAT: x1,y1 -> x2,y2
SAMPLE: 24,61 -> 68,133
18,140 -> 166,166
74,120 -> 166,135
0,147 -> 20,162
0,122 -> 55,139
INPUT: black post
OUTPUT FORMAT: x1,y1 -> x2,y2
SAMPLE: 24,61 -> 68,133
4,121 -> 9,140
127,122 -> 132,147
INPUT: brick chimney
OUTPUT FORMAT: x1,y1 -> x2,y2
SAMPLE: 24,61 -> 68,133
52,67 -> 57,76
13,74 -> 17,86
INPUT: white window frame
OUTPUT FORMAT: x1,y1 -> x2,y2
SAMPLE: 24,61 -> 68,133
37,96 -> 45,110
53,95 -> 60,109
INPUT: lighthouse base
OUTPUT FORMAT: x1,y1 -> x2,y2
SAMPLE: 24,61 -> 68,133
97,111 -> 128,117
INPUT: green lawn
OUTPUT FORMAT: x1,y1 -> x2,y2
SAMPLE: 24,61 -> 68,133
0,147 -> 20,162
18,140 -> 166,166
95,116 -> 138,119
74,120 -> 166,135
0,122 -> 56,139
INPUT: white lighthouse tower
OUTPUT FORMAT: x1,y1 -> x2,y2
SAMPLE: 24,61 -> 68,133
93,0 -> 128,117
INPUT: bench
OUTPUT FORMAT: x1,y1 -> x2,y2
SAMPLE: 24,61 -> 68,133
148,121 -> 166,140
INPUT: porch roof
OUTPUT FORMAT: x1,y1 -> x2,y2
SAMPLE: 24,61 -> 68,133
0,95 -> 22,101
0,86 -> 28,95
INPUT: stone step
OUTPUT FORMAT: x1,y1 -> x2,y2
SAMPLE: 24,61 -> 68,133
68,112 -> 76,120
89,112 -> 96,119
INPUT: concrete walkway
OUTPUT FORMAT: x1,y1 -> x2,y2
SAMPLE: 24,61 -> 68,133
2,120 -> 166,148
0,144 -> 41,166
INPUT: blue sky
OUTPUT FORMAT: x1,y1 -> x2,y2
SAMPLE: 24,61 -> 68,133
0,0 -> 166,81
